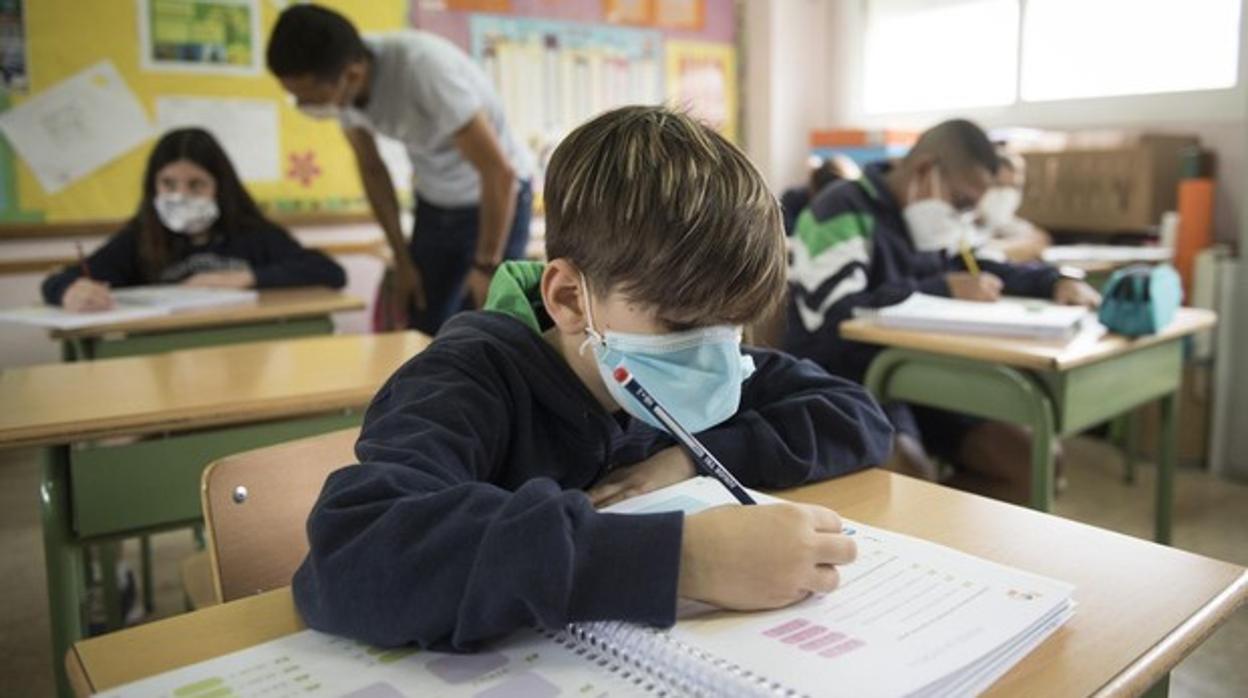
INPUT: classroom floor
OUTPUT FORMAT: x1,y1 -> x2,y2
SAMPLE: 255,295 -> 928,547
1,437 -> 1245,697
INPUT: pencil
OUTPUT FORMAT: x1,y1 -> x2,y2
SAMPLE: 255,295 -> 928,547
959,237 -> 981,277
76,242 -> 93,280
613,366 -> 756,505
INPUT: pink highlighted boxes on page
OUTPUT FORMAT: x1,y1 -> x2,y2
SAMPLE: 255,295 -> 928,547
762,618 -> 866,659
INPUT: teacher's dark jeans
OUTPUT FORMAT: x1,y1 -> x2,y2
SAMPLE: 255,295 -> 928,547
407,180 -> 532,335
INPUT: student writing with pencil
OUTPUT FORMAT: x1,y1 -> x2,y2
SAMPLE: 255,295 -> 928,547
784,120 -> 1100,505
291,107 -> 894,650
43,128 -> 345,312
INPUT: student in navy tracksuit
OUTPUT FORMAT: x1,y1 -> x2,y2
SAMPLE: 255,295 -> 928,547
293,106 -> 895,650
784,119 -> 1101,504
43,128 -> 344,311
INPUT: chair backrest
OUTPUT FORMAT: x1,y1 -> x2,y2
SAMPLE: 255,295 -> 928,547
201,427 -> 360,603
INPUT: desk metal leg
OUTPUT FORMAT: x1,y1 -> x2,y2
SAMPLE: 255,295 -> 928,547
863,349 -> 1058,511
1029,411 -> 1057,512
1142,672 -> 1170,698
1122,410 -> 1138,484
141,535 -> 155,613
1156,392 -> 1179,545
41,446 -> 85,698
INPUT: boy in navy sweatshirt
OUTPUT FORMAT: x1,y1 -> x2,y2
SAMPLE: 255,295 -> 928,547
784,119 -> 1100,504
294,106 -> 895,650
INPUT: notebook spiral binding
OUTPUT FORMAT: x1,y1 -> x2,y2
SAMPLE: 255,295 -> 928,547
542,621 -> 811,698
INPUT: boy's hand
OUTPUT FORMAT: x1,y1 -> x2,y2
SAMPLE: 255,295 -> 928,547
1053,278 -> 1102,308
62,278 -> 114,312
182,270 -> 256,289
679,503 -> 856,610
946,272 -> 1003,302
588,446 -> 696,508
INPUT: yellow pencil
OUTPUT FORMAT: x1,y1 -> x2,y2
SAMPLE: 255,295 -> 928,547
960,237 -> 981,277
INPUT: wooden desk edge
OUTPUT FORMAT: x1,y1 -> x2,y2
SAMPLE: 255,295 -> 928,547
839,309 -> 1217,372
1093,570 -> 1248,697
66,643 -> 94,697
0,391 -> 375,450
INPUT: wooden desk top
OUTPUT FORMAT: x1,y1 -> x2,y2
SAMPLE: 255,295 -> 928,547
0,331 -> 429,449
840,307 -> 1216,372
48,288 -> 365,340
67,470 -> 1248,698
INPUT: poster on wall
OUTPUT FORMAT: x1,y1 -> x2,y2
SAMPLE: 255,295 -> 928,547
138,0 -> 261,74
0,61 -> 155,194
655,0 -> 703,30
155,96 -> 280,181
419,0 -> 512,11
470,15 -> 663,187
665,39 -> 737,142
603,0 -> 652,25
0,0 -> 27,92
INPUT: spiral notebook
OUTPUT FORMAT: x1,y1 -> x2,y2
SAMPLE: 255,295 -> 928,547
99,478 -> 1074,698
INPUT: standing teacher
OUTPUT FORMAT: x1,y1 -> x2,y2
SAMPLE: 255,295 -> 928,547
267,5 -> 534,334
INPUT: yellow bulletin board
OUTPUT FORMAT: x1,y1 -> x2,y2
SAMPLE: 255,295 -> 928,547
0,0 -> 407,227
665,39 -> 737,144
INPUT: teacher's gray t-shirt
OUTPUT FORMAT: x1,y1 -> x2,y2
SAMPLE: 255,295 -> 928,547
346,31 -> 533,208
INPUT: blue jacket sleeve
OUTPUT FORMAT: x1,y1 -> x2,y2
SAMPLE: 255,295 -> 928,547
697,348 -> 894,489
787,272 -> 946,384
249,220 -> 347,289
950,255 -> 1060,299
292,348 -> 683,650
41,222 -> 143,305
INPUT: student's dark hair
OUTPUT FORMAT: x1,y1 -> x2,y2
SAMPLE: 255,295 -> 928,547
134,128 -> 268,281
545,105 -> 786,327
266,4 -> 366,80
909,119 -> 1000,177
809,158 -> 844,196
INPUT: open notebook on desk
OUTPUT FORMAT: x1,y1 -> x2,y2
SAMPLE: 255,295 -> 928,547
1042,244 -> 1172,266
98,477 -> 1074,698
0,286 -> 257,330
856,293 -> 1094,341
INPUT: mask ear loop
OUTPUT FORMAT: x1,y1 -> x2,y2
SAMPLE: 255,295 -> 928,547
577,273 -> 604,356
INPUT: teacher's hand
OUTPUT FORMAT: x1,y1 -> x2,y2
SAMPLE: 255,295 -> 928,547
393,259 -> 427,313
466,266 -> 493,309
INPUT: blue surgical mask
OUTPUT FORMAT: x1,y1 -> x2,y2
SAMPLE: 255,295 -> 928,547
578,276 -> 755,434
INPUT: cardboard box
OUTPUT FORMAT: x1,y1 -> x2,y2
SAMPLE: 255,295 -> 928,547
1018,134 -> 1199,234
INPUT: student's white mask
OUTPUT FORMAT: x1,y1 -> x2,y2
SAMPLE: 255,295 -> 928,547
154,192 -> 219,235
902,168 -> 968,254
978,186 -> 1022,229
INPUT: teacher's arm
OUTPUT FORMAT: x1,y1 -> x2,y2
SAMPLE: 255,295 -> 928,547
346,125 -> 426,311
454,112 -> 517,308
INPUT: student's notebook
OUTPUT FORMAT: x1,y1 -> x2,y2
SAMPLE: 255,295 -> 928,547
0,286 -> 257,330
98,478 -> 1074,698
1042,244 -> 1172,266
108,285 -> 259,312
858,293 -> 1092,341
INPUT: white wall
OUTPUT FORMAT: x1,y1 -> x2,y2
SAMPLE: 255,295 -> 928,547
760,0 -> 1248,245
742,0 -> 839,190
1228,96 -> 1248,480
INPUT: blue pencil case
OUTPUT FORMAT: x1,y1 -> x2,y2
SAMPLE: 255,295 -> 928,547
1097,263 -> 1183,337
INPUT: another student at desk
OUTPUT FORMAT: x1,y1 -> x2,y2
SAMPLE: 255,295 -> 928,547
975,149 -> 1051,263
42,128 -> 346,312
293,107 -> 894,649
779,154 -> 860,235
784,119 -> 1100,504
